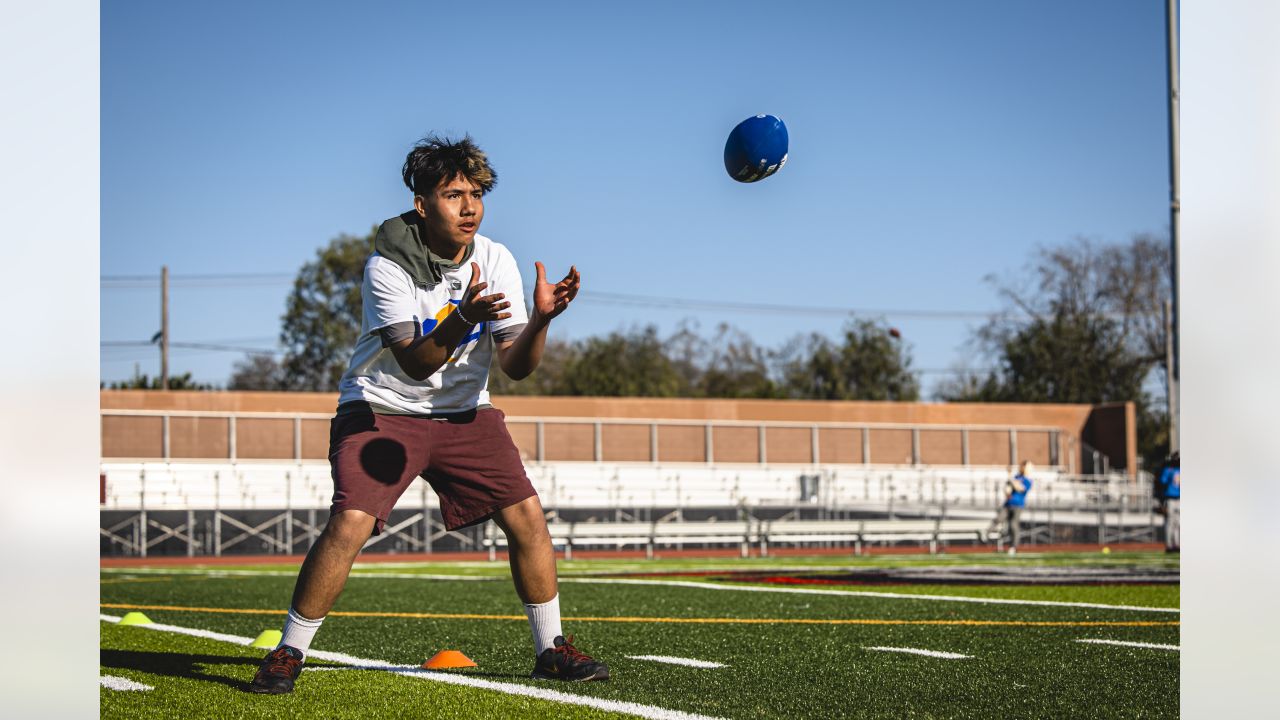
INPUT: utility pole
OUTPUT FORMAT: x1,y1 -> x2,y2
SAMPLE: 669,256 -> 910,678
161,265 -> 169,390
1164,300 -> 1176,444
1165,0 -> 1180,453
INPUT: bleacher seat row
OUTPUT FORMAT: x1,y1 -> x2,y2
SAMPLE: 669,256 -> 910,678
102,461 -> 1146,513
482,517 -> 999,560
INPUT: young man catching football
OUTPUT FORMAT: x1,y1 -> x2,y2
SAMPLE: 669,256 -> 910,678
251,135 -> 608,694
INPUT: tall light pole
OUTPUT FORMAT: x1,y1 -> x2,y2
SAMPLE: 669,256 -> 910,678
1165,0 -> 1180,453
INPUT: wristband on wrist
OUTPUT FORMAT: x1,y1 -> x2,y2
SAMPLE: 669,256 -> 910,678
454,304 -> 476,325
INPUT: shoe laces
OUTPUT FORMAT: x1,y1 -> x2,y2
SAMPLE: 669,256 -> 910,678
555,635 -> 591,663
265,647 -> 302,676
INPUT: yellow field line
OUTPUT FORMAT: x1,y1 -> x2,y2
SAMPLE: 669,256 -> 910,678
99,604 -> 1178,627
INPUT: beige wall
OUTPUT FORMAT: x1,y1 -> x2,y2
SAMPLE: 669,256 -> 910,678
99,391 -> 1132,473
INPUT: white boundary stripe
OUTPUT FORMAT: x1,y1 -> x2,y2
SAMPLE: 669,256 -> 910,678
1075,638 -> 1180,651
560,578 -> 1181,614
865,647 -> 971,659
100,568 -> 494,582
626,655 -> 726,668
100,568 -> 1178,613
100,614 -> 724,720
100,675 -> 154,691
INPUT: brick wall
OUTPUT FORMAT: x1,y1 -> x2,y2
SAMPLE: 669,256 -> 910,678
100,391 -> 1133,473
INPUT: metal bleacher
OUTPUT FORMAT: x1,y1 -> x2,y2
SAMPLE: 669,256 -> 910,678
101,459 -> 1160,558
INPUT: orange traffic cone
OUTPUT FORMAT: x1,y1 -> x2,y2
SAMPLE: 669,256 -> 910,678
422,650 -> 477,670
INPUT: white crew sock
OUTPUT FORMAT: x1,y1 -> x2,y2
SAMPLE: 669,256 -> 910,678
524,594 -> 563,656
278,607 -> 325,657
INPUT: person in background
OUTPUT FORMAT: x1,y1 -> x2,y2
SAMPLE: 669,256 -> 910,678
990,461 -> 1033,555
1156,452 -> 1180,552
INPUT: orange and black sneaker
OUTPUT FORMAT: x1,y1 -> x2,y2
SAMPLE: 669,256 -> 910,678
251,645 -> 305,694
531,635 -> 610,682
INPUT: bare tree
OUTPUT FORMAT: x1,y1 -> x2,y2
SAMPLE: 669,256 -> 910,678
228,354 -> 287,391
949,234 -> 1172,469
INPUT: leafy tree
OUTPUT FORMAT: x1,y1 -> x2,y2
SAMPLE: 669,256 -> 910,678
487,337 -> 577,396
228,353 -> 287,391
278,230 -> 374,391
560,326 -> 690,397
961,312 -> 1147,403
698,323 -> 783,399
105,370 -> 215,391
779,318 -> 920,401
664,320 -> 709,394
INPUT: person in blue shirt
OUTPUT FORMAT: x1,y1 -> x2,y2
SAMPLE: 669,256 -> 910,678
989,461 -> 1033,554
1156,452 -> 1180,552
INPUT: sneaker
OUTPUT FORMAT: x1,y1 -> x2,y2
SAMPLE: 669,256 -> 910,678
531,635 -> 610,682
251,645 -> 305,694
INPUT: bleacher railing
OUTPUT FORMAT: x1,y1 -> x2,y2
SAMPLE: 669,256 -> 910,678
100,460 -> 1158,557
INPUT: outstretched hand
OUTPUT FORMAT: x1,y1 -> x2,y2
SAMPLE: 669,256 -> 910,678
532,261 -> 580,322
458,262 -> 512,324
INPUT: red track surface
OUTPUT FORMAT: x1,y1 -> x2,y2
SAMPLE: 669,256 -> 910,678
100,542 -> 1166,568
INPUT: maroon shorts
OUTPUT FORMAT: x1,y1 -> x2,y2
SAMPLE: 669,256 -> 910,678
328,407 -> 536,534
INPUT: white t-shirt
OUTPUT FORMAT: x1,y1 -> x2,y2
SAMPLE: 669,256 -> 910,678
337,234 -> 528,414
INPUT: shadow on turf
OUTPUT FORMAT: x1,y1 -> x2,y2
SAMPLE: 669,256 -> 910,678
433,670 -> 530,681
100,649 -> 266,692
103,648 -> 562,690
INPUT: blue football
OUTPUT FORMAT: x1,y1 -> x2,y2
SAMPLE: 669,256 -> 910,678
724,114 -> 788,183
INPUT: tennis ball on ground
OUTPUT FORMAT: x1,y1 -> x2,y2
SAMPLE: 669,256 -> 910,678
1101,546 -> 1111,554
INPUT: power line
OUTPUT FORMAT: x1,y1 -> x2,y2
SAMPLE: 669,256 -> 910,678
101,340 -> 278,355
104,272 -> 1003,319
579,290 -> 998,320
102,273 -> 293,289
102,272 -> 294,282
100,271 -> 1160,322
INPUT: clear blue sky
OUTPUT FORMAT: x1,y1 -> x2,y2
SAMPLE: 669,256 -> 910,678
101,0 -> 1173,396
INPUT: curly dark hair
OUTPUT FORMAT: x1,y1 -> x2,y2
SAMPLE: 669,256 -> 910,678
401,134 -> 497,196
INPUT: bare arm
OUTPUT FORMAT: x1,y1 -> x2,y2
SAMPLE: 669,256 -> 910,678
389,262 -> 512,381
496,262 -> 579,380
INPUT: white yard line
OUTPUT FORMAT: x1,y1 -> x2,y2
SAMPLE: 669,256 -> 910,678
100,675 -> 154,691
100,568 -> 494,582
1075,638 -> 1180,651
865,647 -> 971,659
560,578 -> 1180,614
626,655 -> 726,668
100,614 -> 724,720
100,567 -> 1178,613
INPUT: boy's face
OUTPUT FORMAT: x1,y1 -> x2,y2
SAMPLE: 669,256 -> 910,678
414,174 -> 484,249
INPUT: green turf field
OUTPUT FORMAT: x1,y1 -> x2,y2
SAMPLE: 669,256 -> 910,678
101,551 -> 1179,719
